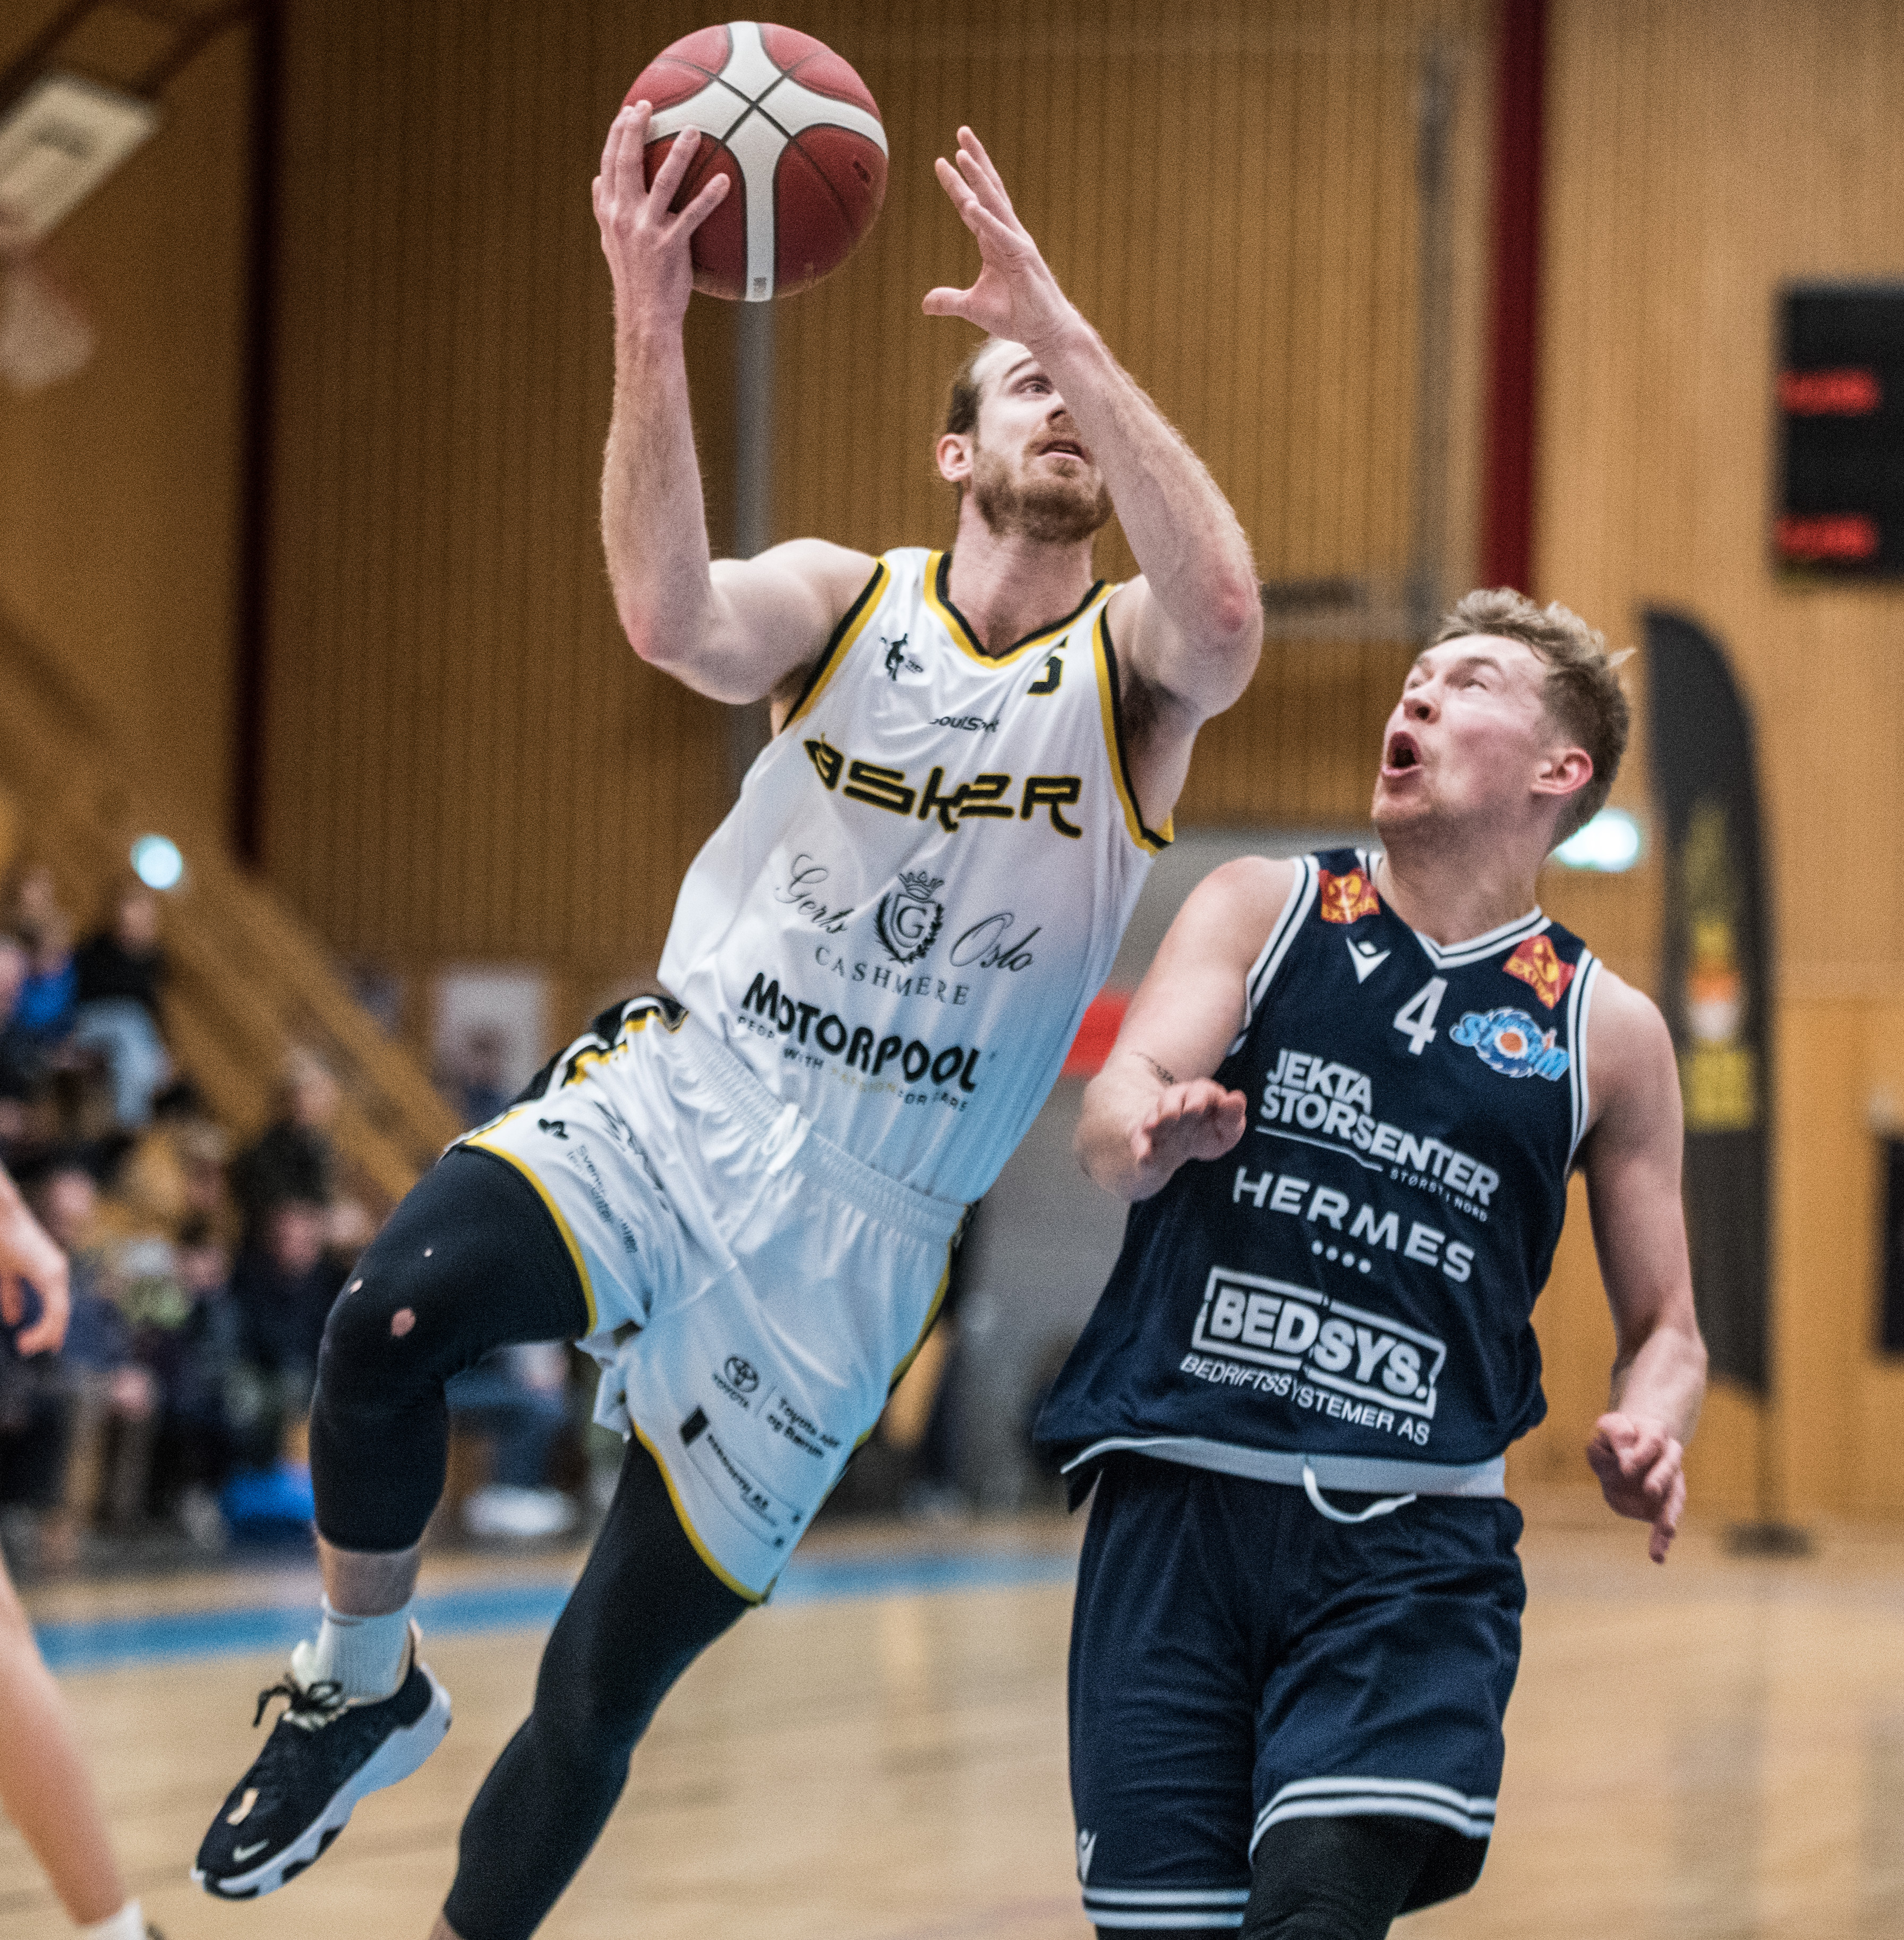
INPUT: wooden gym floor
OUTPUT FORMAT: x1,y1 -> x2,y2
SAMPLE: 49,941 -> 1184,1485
7,1494 -> 1904,1939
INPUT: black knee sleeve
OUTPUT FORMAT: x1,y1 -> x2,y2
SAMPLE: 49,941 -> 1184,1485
1241,1815 -> 1478,1940
309,1146 -> 589,1551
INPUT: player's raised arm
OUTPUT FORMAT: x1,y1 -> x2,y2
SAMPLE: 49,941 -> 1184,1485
595,103 -> 874,707
1577,972 -> 1708,1563
924,127 -> 1262,799
1077,858 -> 1295,1202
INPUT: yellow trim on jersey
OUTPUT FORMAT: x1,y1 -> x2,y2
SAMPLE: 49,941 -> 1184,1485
783,559 -> 891,729
628,1419 -> 770,1604
922,550 -> 1113,667
1092,608 -> 1173,854
461,1120 -> 600,1332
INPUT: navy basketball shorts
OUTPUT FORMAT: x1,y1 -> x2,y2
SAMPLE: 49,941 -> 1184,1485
1068,1453 -> 1525,1931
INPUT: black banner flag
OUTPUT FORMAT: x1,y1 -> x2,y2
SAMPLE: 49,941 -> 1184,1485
1644,609 -> 1772,1393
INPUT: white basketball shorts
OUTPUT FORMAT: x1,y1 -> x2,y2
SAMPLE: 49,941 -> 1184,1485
464,998 -> 968,1598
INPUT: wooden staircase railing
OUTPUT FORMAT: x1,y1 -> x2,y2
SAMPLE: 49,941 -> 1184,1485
0,602 -> 461,1212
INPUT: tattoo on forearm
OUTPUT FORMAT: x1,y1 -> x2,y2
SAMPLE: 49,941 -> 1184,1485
1139,1053 -> 1177,1087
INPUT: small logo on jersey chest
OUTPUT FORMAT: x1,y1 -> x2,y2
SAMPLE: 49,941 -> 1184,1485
1502,934 -> 1575,1010
1318,867 -> 1381,924
1346,938 -> 1390,983
882,634 -> 923,680
875,870 -> 945,965
1450,1007 -> 1570,1080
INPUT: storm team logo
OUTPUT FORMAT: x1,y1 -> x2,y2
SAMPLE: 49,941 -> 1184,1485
1317,867 -> 1381,925
875,870 -> 945,965
1451,1007 -> 1570,1080
1502,933 -> 1576,1009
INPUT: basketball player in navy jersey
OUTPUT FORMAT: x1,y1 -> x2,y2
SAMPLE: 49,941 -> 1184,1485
1037,590 -> 1706,1939
193,112 -> 1261,1938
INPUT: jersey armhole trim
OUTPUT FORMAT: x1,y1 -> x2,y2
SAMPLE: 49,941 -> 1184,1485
1566,951 -> 1601,1162
781,557 -> 891,729
1231,856 -> 1317,1052
1093,608 -> 1172,854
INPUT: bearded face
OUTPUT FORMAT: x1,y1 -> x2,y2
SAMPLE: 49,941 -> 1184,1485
968,433 -> 1114,545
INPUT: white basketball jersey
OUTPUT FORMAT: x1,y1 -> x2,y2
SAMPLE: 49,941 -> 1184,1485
658,546 -> 1167,1204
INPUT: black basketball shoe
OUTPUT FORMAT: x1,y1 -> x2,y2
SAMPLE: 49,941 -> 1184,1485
192,1621 -> 451,1899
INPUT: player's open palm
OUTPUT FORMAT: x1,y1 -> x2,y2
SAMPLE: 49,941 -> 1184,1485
923,126 -> 1074,350
593,103 -> 730,331
1131,1080 -> 1248,1191
1587,1411 -> 1686,1564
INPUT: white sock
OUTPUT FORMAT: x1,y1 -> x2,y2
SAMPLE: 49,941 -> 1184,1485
310,1598 -> 411,1699
78,1900 -> 145,1940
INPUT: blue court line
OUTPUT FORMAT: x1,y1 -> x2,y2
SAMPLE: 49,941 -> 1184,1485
32,1547 -> 1078,1673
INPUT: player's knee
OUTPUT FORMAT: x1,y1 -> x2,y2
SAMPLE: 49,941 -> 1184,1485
1241,1815 -> 1450,1940
317,1258 -> 457,1406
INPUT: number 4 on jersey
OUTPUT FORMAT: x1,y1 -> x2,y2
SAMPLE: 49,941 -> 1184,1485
1392,976 -> 1448,1056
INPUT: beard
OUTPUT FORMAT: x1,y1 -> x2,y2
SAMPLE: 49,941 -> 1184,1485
970,441 -> 1113,545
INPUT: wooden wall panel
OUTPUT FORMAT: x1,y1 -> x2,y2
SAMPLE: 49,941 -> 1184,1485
260,0 -> 740,996
1539,0 -> 1904,1520
774,0 -> 1492,834
0,3 -> 251,842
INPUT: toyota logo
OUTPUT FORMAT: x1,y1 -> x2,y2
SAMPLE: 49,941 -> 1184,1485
724,1356 -> 760,1393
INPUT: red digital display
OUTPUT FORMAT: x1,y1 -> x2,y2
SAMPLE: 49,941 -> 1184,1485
1775,513 -> 1880,563
1779,367 -> 1882,415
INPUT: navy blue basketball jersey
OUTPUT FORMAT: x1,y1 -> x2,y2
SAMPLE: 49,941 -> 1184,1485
1037,848 -> 1601,1476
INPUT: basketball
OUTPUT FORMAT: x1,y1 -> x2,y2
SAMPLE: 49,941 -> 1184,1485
627,21 -> 887,303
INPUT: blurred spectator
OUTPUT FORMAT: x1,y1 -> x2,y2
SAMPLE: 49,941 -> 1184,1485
143,1220 -> 244,1548
110,1103 -> 231,1245
451,1342 -> 577,1540
24,1157 -> 156,1550
229,1197 -> 347,1430
0,1278 -> 70,1561
231,1050 -> 339,1246
71,883 -> 172,1129
0,934 -> 46,1157
448,1023 -> 513,1130
6,865 -> 75,1047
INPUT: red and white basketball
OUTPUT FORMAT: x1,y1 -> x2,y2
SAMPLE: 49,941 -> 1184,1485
628,22 -> 887,303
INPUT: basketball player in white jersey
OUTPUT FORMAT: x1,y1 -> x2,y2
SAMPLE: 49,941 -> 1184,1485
194,113 -> 1262,1938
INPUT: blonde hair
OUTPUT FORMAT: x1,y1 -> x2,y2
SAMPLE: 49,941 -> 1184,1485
1432,587 -> 1630,843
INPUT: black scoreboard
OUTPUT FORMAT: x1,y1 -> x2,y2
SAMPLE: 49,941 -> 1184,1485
1778,284 -> 1904,577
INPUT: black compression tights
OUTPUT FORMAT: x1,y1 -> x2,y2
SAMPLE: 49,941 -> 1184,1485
1098,1815 -> 1458,1940
310,1146 -> 591,1551
442,1434 -> 750,1940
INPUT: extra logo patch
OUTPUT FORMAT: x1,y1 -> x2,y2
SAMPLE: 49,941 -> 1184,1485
1502,934 -> 1576,1010
875,870 -> 945,965
1450,1008 -> 1570,1080
1318,867 -> 1380,925
882,634 -> 923,680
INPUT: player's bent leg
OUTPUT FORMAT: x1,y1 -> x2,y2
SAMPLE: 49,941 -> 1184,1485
440,1435 -> 749,1940
194,1147 -> 591,1901
1239,1816 -> 1464,1939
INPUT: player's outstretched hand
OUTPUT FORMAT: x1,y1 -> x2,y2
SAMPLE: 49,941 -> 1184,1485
593,103 -> 731,331
1586,1411 -> 1685,1564
0,1186 -> 67,1357
923,127 -> 1077,352
1130,1080 -> 1248,1189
